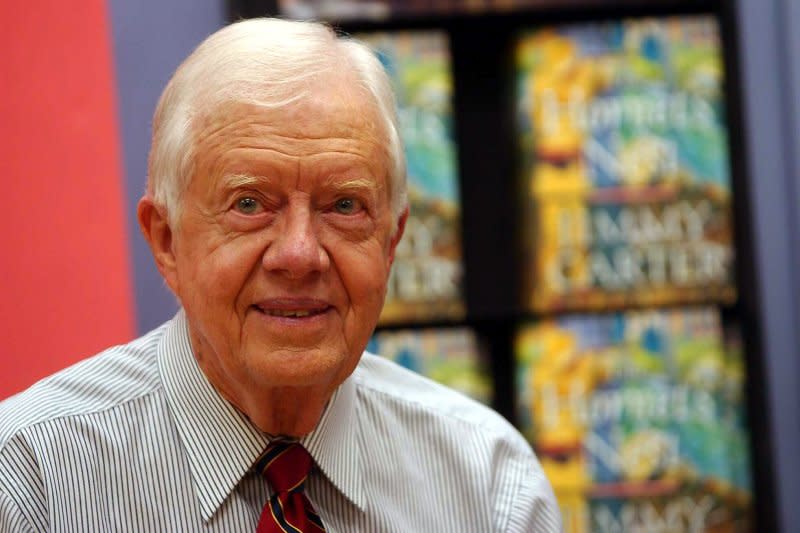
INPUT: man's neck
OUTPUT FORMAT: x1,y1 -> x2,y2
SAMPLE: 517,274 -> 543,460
210,377 -> 336,437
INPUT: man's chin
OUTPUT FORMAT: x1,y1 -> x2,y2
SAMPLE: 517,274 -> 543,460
244,348 -> 347,388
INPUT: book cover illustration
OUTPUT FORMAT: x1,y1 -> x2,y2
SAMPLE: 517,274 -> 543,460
368,327 -> 492,404
516,16 -> 736,312
515,308 -> 752,532
358,31 -> 465,324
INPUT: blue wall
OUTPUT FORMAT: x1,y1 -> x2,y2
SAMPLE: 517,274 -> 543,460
108,0 -> 225,332
735,0 -> 800,531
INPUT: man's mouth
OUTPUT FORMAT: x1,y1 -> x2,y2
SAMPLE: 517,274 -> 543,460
253,301 -> 331,318
260,308 -> 325,318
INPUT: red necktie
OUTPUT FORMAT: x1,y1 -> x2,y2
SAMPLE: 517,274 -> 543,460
256,442 -> 326,533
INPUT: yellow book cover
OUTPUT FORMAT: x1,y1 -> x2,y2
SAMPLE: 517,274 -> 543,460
516,16 -> 736,312
515,308 -> 752,532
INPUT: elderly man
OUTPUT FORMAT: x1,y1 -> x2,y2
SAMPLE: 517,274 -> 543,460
0,18 -> 559,532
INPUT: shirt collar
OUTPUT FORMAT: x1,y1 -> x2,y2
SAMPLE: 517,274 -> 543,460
302,370 -> 365,511
157,311 -> 365,521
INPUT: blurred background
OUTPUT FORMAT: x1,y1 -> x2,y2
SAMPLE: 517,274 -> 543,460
0,0 -> 797,531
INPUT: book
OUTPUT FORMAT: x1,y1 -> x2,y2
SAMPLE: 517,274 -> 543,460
357,31 -> 466,324
515,308 -> 753,532
368,327 -> 492,404
516,16 -> 737,312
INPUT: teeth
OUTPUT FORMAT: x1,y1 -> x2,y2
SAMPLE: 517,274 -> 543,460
267,309 -> 314,318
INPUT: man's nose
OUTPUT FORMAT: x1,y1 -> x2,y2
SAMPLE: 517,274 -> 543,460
262,205 -> 329,278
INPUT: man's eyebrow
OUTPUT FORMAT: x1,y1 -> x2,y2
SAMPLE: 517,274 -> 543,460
323,176 -> 381,192
221,174 -> 383,195
221,173 -> 273,188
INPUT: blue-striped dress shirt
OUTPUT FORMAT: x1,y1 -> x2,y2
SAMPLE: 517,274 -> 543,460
0,312 -> 561,532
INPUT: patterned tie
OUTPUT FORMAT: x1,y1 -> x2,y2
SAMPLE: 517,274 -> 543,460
256,441 -> 326,533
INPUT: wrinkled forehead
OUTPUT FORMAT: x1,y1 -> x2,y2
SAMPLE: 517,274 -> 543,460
192,69 -> 391,157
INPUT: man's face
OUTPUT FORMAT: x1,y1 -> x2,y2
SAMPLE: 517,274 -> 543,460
162,80 -> 402,407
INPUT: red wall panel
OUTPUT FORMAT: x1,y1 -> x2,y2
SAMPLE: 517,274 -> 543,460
0,0 -> 135,398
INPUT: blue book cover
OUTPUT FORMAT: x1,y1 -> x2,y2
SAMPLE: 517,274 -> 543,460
358,30 -> 465,324
368,327 -> 491,404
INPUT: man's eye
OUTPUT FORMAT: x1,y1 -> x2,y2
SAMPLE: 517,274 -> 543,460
334,198 -> 360,215
235,197 -> 261,214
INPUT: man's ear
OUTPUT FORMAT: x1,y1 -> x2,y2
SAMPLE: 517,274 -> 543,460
386,206 -> 409,272
137,196 -> 179,295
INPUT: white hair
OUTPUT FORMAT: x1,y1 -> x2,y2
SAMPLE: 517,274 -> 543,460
147,17 -> 407,227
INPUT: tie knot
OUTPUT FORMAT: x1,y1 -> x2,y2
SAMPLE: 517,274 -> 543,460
257,442 -> 313,493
